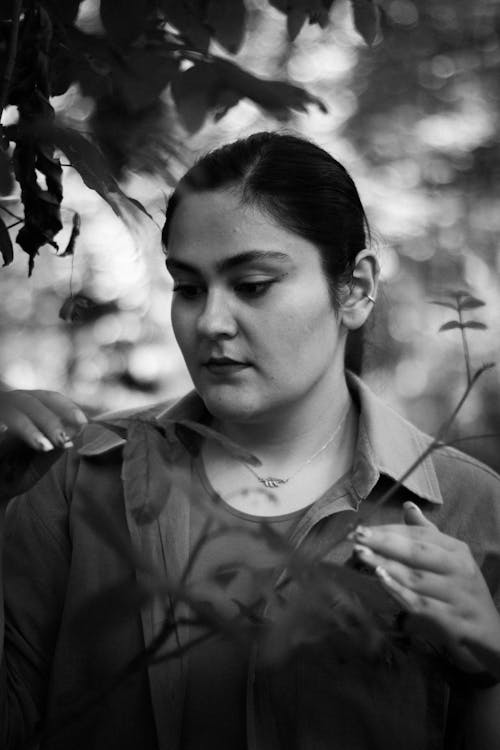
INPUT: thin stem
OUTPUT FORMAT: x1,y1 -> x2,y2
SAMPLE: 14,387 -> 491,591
0,0 -> 23,120
0,204 -> 22,221
458,302 -> 472,386
6,219 -> 22,229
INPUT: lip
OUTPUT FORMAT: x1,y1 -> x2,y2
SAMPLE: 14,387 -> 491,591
203,357 -> 250,375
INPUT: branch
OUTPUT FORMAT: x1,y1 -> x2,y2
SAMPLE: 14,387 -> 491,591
0,0 -> 23,119
0,204 -> 22,221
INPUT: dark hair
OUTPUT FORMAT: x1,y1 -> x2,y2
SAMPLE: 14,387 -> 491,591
162,131 -> 371,371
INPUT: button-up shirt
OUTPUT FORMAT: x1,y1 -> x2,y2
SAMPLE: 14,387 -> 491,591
1,374 -> 499,749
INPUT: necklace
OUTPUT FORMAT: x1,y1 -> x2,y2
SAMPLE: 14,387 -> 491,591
241,404 -> 351,489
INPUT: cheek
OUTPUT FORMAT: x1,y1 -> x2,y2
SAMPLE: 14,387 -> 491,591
171,303 -> 194,353
271,296 -> 337,355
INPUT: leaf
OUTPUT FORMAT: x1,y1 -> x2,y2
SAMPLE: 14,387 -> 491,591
0,215 -> 13,267
269,0 -> 334,36
462,321 -> 487,330
459,297 -> 486,311
171,59 -> 327,133
161,0 -> 210,52
173,418 -> 262,467
206,0 -> 247,53
351,0 -> 380,45
122,420 -> 188,526
58,294 -> 95,323
100,0 -> 150,47
429,300 -> 457,311
439,320 -> 462,332
111,49 -> 180,112
211,563 -> 240,588
59,212 -> 80,257
0,147 -> 14,195
171,63 -> 213,133
287,9 -> 308,41
49,123 -> 152,220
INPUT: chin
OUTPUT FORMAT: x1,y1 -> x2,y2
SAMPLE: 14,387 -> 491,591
200,388 -> 264,423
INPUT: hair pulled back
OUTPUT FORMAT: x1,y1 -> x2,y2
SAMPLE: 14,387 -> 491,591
162,131 -> 370,372
162,131 -> 370,309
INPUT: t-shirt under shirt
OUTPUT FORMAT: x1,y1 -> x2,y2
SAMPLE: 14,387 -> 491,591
180,453 -> 309,750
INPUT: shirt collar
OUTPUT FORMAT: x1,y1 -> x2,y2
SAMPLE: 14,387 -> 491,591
346,372 -> 442,504
79,375 -> 442,505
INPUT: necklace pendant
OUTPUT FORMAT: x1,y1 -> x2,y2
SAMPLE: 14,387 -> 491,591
259,477 -> 287,489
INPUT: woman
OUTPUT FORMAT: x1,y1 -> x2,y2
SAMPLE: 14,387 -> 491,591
1,132 -> 499,749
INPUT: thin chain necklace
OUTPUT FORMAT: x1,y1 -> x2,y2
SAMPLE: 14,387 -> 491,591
241,404 -> 351,489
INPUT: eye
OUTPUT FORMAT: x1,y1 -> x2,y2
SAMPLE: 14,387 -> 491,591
234,280 -> 275,298
172,283 -> 205,299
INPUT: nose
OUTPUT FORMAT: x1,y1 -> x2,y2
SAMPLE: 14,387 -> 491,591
196,288 -> 238,340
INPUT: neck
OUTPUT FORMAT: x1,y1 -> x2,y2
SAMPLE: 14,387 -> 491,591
214,374 -> 354,466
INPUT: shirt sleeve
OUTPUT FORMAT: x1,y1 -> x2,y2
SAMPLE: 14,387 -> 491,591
0,450 -> 75,749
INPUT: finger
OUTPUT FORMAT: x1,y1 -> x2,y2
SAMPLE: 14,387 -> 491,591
354,545 -> 451,601
353,527 -> 456,570
403,501 -> 436,529
6,393 -> 77,449
32,390 -> 87,434
375,566 -> 448,618
2,409 -> 56,452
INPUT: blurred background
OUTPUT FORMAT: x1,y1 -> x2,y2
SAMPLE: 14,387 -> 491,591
1,0 -> 499,470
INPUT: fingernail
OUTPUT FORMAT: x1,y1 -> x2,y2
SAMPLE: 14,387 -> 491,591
56,430 -> 71,447
375,565 -> 392,585
354,544 -> 373,561
354,526 -> 371,541
36,435 -> 55,452
62,440 -> 74,449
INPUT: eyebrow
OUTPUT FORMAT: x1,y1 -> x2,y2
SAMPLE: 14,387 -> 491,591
165,250 -> 291,275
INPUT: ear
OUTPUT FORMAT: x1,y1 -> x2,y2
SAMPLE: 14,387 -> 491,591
339,249 -> 379,331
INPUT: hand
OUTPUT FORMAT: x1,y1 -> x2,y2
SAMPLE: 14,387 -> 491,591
0,388 -> 87,452
352,502 -> 500,675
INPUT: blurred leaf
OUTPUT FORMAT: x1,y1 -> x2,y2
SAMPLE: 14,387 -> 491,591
100,0 -> 150,47
174,418 -> 262,467
232,597 -> 267,625
170,62 -> 213,132
122,419 -> 189,526
429,300 -> 457,310
171,58 -> 327,133
0,215 -> 13,267
0,148 -> 14,195
111,49 -> 180,112
459,297 -> 486,311
58,294 -> 95,323
439,321 -> 461,332
211,563 -> 240,588
351,0 -> 380,45
269,0 -> 334,38
59,211 -> 80,257
462,321 -> 487,330
160,0 -> 210,52
258,522 -> 293,554
287,9 -> 308,41
50,122 -> 152,219
206,0 -> 247,53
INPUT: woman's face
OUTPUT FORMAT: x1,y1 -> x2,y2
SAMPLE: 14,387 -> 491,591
167,189 -> 347,423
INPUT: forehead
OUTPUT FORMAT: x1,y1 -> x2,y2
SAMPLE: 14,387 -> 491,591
166,189 -> 323,271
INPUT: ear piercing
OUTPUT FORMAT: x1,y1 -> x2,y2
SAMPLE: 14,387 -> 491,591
365,294 -> 375,303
